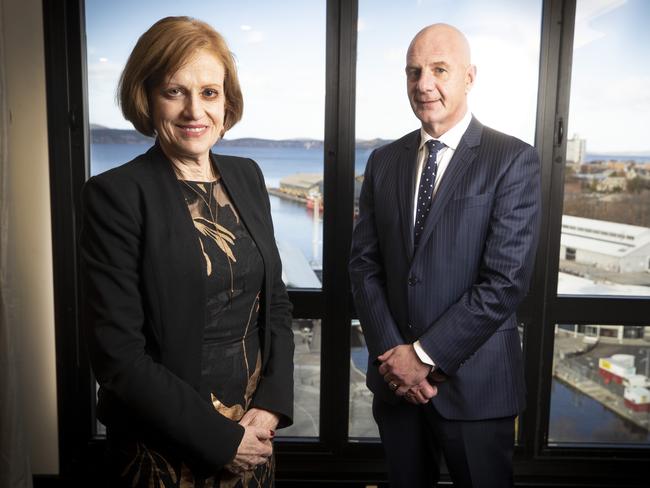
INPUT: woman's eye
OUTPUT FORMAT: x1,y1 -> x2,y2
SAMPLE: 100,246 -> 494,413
165,88 -> 182,97
203,89 -> 218,97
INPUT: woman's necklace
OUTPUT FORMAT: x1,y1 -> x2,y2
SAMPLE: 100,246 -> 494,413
180,178 -> 218,221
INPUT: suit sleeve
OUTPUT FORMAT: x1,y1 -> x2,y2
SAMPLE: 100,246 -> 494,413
418,145 -> 541,376
247,161 -> 295,428
80,175 -> 244,470
349,150 -> 405,360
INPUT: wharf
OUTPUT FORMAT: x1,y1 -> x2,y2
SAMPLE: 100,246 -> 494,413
267,187 -> 309,204
554,363 -> 649,431
553,331 -> 650,432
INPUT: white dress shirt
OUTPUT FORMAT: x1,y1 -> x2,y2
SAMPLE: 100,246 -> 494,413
412,110 -> 473,369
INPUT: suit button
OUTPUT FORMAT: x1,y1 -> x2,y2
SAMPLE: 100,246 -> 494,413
408,275 -> 418,286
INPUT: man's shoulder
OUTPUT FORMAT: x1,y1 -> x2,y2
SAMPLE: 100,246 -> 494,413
478,123 -> 534,153
372,129 -> 419,159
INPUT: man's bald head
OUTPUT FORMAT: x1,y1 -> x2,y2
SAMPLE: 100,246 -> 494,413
408,23 -> 472,66
405,23 -> 475,137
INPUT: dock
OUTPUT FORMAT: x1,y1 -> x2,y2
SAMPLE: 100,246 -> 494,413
553,331 -> 650,432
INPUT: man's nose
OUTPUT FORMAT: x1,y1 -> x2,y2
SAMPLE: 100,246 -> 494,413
416,70 -> 436,93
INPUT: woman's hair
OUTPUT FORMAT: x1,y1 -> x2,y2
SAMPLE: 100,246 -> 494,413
118,16 -> 243,136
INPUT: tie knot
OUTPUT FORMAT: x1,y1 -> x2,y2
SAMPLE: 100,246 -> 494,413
425,139 -> 444,158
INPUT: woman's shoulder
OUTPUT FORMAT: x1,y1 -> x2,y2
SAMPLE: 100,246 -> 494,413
85,145 -> 166,194
212,153 -> 264,188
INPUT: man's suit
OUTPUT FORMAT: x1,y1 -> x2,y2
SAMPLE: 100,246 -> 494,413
349,117 -> 541,485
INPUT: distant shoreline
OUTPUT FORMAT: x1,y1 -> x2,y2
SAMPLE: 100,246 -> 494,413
89,126 -> 390,150
89,126 -> 650,160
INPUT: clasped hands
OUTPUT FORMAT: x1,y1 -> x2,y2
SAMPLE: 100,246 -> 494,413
225,408 -> 279,475
378,344 -> 446,405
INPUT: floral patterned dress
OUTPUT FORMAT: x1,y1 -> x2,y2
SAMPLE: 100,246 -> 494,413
107,174 -> 273,488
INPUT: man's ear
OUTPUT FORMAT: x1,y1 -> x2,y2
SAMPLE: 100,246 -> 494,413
465,64 -> 477,93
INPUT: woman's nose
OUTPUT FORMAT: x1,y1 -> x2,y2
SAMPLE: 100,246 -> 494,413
183,93 -> 203,120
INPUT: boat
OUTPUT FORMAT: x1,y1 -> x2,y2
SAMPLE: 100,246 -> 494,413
598,354 -> 635,384
623,386 -> 650,412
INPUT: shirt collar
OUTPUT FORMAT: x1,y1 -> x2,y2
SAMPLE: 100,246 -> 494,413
418,109 -> 473,152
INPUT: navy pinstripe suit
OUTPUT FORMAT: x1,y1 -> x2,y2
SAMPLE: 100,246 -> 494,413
350,117 -> 540,484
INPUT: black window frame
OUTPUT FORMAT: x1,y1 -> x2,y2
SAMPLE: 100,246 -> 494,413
42,0 -> 650,485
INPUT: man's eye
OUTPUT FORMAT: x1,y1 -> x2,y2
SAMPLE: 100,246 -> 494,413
434,67 -> 447,74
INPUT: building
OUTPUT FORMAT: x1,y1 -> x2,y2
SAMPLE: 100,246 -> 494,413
596,175 -> 627,192
566,134 -> 586,166
560,215 -> 650,273
279,172 -> 323,198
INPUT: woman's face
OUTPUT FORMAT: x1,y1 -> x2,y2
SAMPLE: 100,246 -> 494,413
151,49 -> 226,164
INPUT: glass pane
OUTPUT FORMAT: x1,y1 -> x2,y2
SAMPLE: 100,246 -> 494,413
549,324 -> 650,446
96,318 -> 322,438
86,0 -> 325,289
279,319 -> 321,438
353,0 -> 542,440
349,320 -> 380,439
356,0 -> 542,166
348,321 -> 523,442
559,0 -> 650,296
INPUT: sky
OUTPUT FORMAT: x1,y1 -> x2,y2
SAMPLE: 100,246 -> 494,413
86,0 -> 649,153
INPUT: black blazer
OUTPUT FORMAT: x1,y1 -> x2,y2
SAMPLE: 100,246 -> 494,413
350,117 -> 541,419
80,144 -> 294,470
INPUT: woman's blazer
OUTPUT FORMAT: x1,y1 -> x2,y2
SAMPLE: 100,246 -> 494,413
80,143 -> 294,470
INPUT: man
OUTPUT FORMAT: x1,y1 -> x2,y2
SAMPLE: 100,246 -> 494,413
349,24 -> 541,487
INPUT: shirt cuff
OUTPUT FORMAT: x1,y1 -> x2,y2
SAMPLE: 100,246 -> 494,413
413,340 -> 436,369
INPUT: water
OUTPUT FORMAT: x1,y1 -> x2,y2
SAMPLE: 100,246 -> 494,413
352,344 -> 650,446
549,379 -> 650,445
90,143 -> 374,266
585,153 -> 650,164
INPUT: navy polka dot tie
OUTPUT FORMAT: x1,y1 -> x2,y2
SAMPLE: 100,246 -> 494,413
414,139 -> 445,247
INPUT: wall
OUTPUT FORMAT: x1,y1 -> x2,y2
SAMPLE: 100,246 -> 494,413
2,0 -> 59,475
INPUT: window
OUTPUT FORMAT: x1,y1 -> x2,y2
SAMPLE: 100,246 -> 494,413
86,0 -> 326,289
43,0 -> 650,483
558,0 -> 650,297
351,0 -> 543,440
549,324 -> 650,446
84,0 -> 327,440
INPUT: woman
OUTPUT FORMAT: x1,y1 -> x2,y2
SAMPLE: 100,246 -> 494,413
80,16 -> 294,487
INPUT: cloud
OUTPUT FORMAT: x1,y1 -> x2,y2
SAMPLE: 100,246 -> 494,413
574,0 -> 627,49
246,30 -> 265,44
357,18 -> 367,32
87,60 -> 123,84
569,74 -> 650,152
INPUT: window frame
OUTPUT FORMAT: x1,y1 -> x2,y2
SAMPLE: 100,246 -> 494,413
42,0 -> 650,485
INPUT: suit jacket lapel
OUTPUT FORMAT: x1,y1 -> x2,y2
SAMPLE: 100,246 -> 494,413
213,155 -> 271,270
396,131 -> 420,259
215,155 -> 275,367
413,118 -> 483,259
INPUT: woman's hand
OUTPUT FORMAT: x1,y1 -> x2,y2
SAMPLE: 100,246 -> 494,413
239,407 -> 280,432
225,425 -> 273,474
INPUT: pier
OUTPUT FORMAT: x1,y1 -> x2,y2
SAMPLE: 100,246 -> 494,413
553,331 -> 650,432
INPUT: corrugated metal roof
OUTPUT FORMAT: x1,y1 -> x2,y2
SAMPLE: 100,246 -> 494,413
562,215 -> 650,247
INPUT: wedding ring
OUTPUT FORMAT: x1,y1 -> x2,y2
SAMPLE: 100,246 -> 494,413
389,381 -> 398,391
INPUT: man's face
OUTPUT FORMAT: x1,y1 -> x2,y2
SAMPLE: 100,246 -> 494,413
406,27 -> 475,137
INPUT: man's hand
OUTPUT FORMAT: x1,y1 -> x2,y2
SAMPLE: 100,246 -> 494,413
239,408 -> 280,432
378,344 -> 431,394
404,378 -> 438,404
